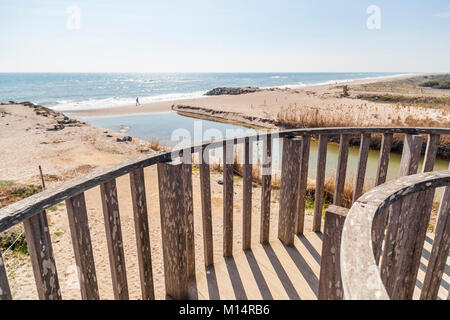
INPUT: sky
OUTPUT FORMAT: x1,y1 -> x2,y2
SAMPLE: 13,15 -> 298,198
0,0 -> 449,73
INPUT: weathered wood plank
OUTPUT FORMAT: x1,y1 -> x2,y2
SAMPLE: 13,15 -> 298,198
65,193 -> 99,300
375,133 -> 393,186
391,188 -> 433,299
319,205 -> 349,300
372,133 -> 393,264
394,134 -> 441,298
372,206 -> 389,265
0,250 -> 12,300
380,134 -> 423,296
23,211 -> 61,300
313,135 -> 328,232
100,179 -> 129,300
352,134 -> 371,203
243,137 -> 253,250
278,138 -> 302,245
296,135 -> 310,235
157,161 -> 188,299
199,146 -> 214,266
422,134 -> 440,173
181,157 -> 195,277
223,141 -> 234,256
333,134 -> 350,207
129,168 -> 154,300
260,134 -> 272,243
398,134 -> 424,176
421,166 -> 450,300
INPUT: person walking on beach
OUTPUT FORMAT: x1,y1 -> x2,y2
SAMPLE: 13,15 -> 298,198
136,97 -> 140,106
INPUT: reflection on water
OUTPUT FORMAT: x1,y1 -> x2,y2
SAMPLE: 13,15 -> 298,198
76,111 -> 449,195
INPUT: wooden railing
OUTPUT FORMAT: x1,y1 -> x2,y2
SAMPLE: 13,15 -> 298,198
341,170 -> 450,300
0,127 -> 448,300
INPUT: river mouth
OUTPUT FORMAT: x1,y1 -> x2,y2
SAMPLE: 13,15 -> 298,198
72,111 -> 449,194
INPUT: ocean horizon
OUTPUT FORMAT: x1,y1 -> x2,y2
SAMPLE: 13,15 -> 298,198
0,72 -> 412,111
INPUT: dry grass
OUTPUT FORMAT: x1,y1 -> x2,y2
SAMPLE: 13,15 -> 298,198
149,139 -> 166,151
276,103 -> 449,129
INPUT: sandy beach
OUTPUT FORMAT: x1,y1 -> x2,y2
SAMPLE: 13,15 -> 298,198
65,74 -> 424,118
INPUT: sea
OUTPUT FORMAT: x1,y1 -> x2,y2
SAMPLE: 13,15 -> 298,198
0,72 -> 410,111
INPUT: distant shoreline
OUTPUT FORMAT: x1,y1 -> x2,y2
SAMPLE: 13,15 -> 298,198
63,73 -> 420,117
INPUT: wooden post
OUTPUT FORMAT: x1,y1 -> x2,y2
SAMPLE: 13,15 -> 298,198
313,135 -> 328,232
380,134 -> 423,296
23,211 -> 61,300
333,134 -> 350,207
243,137 -> 253,250
396,134 -> 441,298
318,205 -> 348,300
296,135 -> 310,235
130,168 -> 155,299
372,133 -> 393,264
422,134 -> 440,173
65,193 -> 99,300
375,133 -> 393,186
278,138 -> 302,246
0,250 -> 12,300
100,179 -> 129,300
182,155 -> 196,277
199,146 -> 214,266
157,161 -> 188,300
398,134 -> 423,177
352,134 -> 371,203
391,188 -> 434,299
260,134 -> 272,243
223,141 -> 234,256
421,180 -> 450,300
38,165 -> 46,190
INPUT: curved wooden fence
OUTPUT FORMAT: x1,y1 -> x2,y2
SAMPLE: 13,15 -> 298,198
341,171 -> 450,300
0,127 -> 448,300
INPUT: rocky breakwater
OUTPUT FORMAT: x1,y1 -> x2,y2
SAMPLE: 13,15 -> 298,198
1,101 -> 83,132
205,87 -> 261,96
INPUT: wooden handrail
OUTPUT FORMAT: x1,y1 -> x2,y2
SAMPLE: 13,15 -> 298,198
340,170 -> 450,300
1,127 -> 448,232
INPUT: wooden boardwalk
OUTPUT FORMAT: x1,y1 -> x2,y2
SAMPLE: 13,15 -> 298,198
188,232 -> 449,300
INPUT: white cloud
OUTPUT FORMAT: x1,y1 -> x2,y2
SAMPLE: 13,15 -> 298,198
435,11 -> 450,18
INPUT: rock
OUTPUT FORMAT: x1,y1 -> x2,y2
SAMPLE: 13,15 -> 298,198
116,136 -> 132,142
216,177 -> 223,185
205,87 -> 260,96
57,119 -> 77,125
46,124 -> 64,131
106,134 -> 113,138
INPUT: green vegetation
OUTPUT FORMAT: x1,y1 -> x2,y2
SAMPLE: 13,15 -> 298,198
355,94 -> 449,109
0,227 -> 28,256
0,181 -> 43,256
48,202 -> 65,212
420,74 -> 450,90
